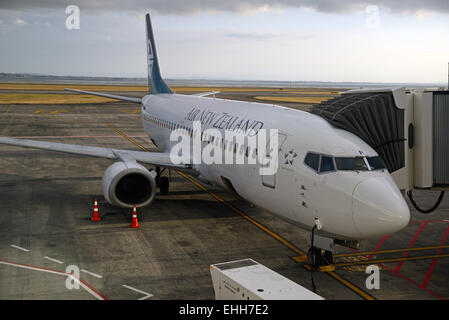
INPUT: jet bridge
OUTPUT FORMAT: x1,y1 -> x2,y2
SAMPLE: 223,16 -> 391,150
311,89 -> 406,174
311,87 -> 449,211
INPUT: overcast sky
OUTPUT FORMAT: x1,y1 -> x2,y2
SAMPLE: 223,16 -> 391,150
0,1 -> 448,83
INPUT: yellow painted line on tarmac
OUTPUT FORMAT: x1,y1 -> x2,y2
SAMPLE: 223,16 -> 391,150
296,245 -> 449,265
4,105 -> 13,114
107,123 -> 375,300
120,109 -> 141,114
106,123 -> 148,151
178,170 -> 308,257
33,109 -> 52,119
327,272 -> 375,299
333,253 -> 449,268
333,244 -> 449,259
49,109 -> 68,115
292,256 -> 308,263
255,96 -> 332,104
33,109 -> 51,119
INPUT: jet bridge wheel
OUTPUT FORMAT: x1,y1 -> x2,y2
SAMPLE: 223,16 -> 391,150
159,176 -> 169,195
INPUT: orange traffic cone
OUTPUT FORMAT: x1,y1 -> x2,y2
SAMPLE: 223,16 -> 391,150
130,205 -> 139,228
91,198 -> 101,221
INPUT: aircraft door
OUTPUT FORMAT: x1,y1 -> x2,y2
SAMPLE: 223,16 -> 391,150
261,132 -> 287,188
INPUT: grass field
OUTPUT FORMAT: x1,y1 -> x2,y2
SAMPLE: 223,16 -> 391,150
254,96 -> 332,104
0,83 -> 148,92
0,83 -> 339,104
173,87 -> 339,93
0,83 -> 340,93
277,91 -> 340,95
0,93 -> 116,104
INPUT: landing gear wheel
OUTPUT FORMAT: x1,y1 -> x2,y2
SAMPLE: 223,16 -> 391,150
323,250 -> 333,265
307,247 -> 323,269
307,247 -> 333,268
159,176 -> 169,195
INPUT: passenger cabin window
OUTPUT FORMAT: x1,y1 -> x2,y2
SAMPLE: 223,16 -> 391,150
304,152 -> 320,172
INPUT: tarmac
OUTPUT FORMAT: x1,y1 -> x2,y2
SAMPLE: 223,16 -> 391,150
0,86 -> 448,300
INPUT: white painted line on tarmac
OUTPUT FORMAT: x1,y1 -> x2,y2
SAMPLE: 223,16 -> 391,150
0,260 -> 107,300
44,256 -> 64,264
81,269 -> 103,279
122,284 -> 153,300
10,244 -> 30,252
76,277 -> 106,300
0,260 -> 62,276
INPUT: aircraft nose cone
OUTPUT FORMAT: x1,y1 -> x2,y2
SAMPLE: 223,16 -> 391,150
352,177 -> 410,239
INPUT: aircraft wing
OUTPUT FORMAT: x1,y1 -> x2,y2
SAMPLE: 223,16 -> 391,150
64,88 -> 142,103
192,91 -> 220,97
0,137 -> 191,170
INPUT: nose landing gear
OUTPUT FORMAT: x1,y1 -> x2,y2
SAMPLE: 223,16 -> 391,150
307,247 -> 334,272
307,220 -> 335,272
308,221 -> 336,292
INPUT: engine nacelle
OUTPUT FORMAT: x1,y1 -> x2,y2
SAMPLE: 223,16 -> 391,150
102,161 -> 157,208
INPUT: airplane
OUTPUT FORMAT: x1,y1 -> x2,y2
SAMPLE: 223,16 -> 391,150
0,13 -> 410,267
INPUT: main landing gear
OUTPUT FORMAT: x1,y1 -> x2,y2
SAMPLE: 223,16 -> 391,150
155,167 -> 170,195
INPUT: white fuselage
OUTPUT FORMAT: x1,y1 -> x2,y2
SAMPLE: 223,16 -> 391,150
140,93 -> 410,240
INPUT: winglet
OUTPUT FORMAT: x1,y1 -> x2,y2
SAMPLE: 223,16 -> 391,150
146,13 -> 172,94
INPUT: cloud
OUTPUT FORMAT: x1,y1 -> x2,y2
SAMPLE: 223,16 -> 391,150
0,0 -> 448,15
225,32 -> 276,40
225,32 -> 316,41
14,18 -> 26,26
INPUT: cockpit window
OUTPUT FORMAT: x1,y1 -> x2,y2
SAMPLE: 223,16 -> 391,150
367,156 -> 386,170
304,152 -> 320,172
305,153 -> 384,173
304,152 -> 335,173
320,156 -> 335,173
335,157 -> 369,171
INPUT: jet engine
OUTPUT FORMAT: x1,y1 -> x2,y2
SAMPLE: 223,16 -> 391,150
102,161 -> 157,208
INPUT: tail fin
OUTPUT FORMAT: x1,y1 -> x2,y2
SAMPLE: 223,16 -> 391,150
145,13 -> 172,94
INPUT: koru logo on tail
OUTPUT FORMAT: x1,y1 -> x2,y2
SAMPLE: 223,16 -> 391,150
147,40 -> 154,75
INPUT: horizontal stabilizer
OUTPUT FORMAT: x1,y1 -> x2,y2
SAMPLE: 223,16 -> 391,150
192,91 -> 220,97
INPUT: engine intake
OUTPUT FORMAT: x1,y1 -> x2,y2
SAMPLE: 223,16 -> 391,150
102,161 -> 157,208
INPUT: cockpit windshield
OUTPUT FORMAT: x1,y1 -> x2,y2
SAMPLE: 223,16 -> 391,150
366,156 -> 386,170
335,157 -> 369,171
305,152 -> 386,174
